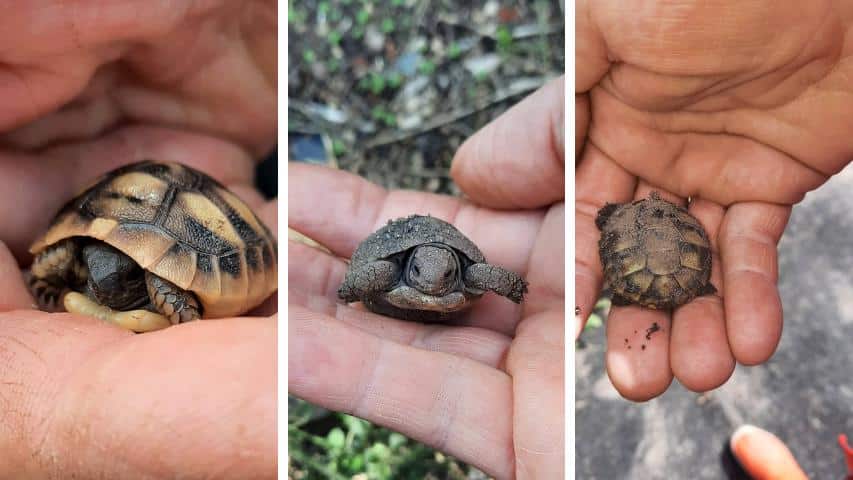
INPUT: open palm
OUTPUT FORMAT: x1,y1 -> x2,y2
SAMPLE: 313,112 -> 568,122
576,0 -> 853,401
289,78 -> 565,479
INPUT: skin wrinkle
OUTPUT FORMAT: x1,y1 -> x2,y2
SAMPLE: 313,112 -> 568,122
349,332 -> 385,423
427,354 -> 463,453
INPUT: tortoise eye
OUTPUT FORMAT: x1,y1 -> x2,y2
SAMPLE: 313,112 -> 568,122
444,269 -> 453,279
412,264 -> 420,276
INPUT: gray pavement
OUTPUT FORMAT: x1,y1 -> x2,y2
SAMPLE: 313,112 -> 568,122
575,164 -> 853,479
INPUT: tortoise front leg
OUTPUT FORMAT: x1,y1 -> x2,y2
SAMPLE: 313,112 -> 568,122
28,238 -> 88,311
64,291 -> 172,332
464,263 -> 528,304
146,271 -> 202,325
337,260 -> 400,303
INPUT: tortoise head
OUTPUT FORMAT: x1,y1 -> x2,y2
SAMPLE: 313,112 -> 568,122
595,203 -> 621,231
82,243 -> 149,311
404,243 -> 460,296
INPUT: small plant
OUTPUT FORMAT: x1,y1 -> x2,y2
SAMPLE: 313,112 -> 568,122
356,9 -> 370,25
332,139 -> 347,157
496,25 -> 513,53
447,42 -> 462,60
289,398 -> 473,479
371,106 -> 397,127
418,59 -> 436,75
381,18 -> 395,34
386,71 -> 403,89
362,72 -> 386,95
327,31 -> 342,46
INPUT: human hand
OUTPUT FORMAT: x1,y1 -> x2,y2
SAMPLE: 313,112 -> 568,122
727,425 -> 810,480
0,144 -> 277,478
575,0 -> 853,400
288,77 -> 564,479
0,0 -> 276,156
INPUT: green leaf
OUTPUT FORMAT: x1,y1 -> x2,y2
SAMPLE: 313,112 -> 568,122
585,313 -> 602,330
332,139 -> 347,156
341,414 -> 368,439
388,432 -> 407,450
447,42 -> 462,59
327,31 -> 342,46
326,427 -> 345,449
303,49 -> 316,63
496,25 -> 513,51
368,442 -> 391,460
418,59 -> 436,75
381,18 -> 395,33
348,455 -> 364,471
386,72 -> 403,89
356,9 -> 370,25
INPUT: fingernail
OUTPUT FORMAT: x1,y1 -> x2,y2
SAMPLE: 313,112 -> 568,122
730,424 -> 761,449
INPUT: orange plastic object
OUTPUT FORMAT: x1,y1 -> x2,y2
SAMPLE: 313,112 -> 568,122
840,434 -> 853,478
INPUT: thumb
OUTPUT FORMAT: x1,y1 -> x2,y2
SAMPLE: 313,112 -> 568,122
450,76 -> 564,210
0,240 -> 33,311
730,425 -> 808,480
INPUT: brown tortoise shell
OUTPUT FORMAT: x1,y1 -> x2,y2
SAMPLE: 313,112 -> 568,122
596,192 -> 715,309
29,161 -> 278,318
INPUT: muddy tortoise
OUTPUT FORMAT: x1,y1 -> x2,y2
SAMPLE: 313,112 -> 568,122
27,161 -> 278,332
596,192 -> 716,309
337,215 -> 528,322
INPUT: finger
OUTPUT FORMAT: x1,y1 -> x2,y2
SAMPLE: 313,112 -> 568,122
719,202 -> 789,365
1,311 -> 277,479
288,164 -> 542,277
289,305 -> 514,479
605,305 -> 672,401
288,240 -> 519,336
602,185 -> 682,400
0,126 -> 256,261
0,241 -> 32,311
574,143 -> 636,337
587,87 -> 826,205
506,311 -> 565,478
522,203 -> 565,318
576,0 -> 610,93
450,76 -> 564,209
670,198 -> 735,391
729,425 -> 808,480
0,2 -> 251,131
576,94 -> 590,160
633,181 -> 685,206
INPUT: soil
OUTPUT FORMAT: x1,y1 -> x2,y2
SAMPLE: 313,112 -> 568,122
288,0 -> 565,195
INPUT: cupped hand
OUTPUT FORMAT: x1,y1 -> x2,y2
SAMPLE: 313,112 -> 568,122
0,0 -> 276,155
576,0 -> 853,401
0,131 -> 278,479
288,78 -> 564,480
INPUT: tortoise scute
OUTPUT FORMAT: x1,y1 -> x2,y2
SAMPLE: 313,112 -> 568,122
30,161 -> 277,319
597,193 -> 714,309
341,215 -> 526,322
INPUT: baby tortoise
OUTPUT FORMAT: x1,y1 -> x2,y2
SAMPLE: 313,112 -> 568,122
338,215 -> 527,322
28,161 -> 278,332
597,192 -> 716,309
